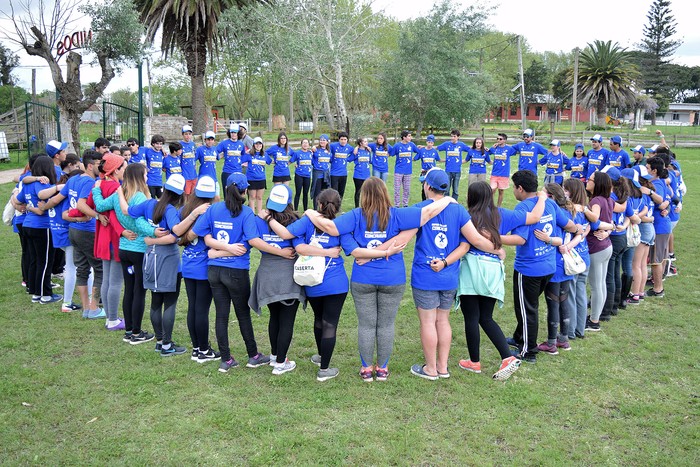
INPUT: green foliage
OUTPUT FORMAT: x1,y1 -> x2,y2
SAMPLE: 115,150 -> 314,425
78,0 -> 145,69
0,85 -> 30,114
147,75 -> 191,115
0,43 -> 19,86
522,59 -> 549,100
638,0 -> 682,62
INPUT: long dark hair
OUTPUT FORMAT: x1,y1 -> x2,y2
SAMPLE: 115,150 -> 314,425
613,177 -> 631,203
467,181 -> 501,250
153,189 -> 183,225
589,171 -> 612,199
315,189 -> 341,234
563,178 -> 587,207
225,184 -> 247,217
376,132 -> 388,151
545,183 -> 575,217
277,132 -> 289,153
178,195 -> 211,246
59,168 -> 84,184
360,177 -> 391,231
472,137 -> 485,154
32,155 -> 57,185
269,203 -> 299,227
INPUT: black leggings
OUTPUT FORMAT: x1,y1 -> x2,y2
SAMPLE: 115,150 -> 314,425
307,293 -> 346,369
268,300 -> 299,363
185,278 -> 213,351
208,266 -> 258,362
353,178 -> 365,208
150,274 -> 182,344
119,249 -> 147,334
24,226 -> 54,296
16,223 -> 30,285
460,295 -> 511,362
294,174 -> 311,211
331,175 -> 347,201
52,247 -> 65,275
311,170 -> 329,209
148,186 -> 163,199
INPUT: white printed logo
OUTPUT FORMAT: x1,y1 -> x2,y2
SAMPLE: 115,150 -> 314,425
367,239 -> 382,249
542,223 -> 553,236
48,208 -> 56,218
217,230 -> 230,243
434,232 -> 448,249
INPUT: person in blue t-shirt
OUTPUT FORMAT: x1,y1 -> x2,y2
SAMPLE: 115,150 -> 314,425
266,132 -> 293,186
241,137 -> 269,214
126,137 -> 146,165
46,139 -> 68,179
607,135 -> 631,169
414,134 -> 441,201
217,124 -> 247,190
488,133 -> 517,207
463,137 -> 491,186
645,157 -> 672,297
436,129 -> 469,200
506,170 -> 578,363
566,143 -> 588,181
195,131 -> 219,183
164,142 -> 183,180
538,140 -> 569,185
145,134 -> 166,199
192,173 -> 271,372
586,134 -> 609,178
310,135 -> 332,209
392,130 -> 418,207
369,132 -> 392,183
290,138 -> 313,211
511,129 -> 548,175
349,137 -> 373,208
180,125 -> 198,196
329,132 -> 354,201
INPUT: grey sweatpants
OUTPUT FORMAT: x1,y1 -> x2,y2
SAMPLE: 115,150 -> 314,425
351,282 -> 405,368
101,259 -> 123,321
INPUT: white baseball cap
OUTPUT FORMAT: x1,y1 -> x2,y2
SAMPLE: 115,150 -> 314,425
164,174 -> 186,195
182,125 -> 193,133
267,185 -> 292,212
205,131 -> 216,139
195,176 -> 217,199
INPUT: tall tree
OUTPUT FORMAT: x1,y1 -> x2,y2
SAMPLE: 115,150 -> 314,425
136,0 -> 270,133
0,43 -> 20,86
576,40 -> 639,125
3,0 -> 144,150
636,0 -> 683,124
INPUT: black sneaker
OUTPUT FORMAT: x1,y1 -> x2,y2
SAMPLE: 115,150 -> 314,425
669,252 -> 676,262
196,348 -> 221,363
585,317 -> 601,332
154,341 -> 162,352
129,331 -> 155,345
667,265 -> 678,277
646,288 -> 665,298
190,348 -> 200,361
218,358 -> 239,373
160,343 -> 187,357
122,332 -> 133,343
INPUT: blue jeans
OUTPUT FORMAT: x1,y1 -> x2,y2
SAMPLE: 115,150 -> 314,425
448,171 -> 461,200
621,245 -> 634,277
372,168 -> 388,183
567,269 -> 589,337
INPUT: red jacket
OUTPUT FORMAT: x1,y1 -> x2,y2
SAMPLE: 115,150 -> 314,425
88,180 -> 125,261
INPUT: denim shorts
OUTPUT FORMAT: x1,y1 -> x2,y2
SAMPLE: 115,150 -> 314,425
639,222 -> 655,246
412,287 -> 456,311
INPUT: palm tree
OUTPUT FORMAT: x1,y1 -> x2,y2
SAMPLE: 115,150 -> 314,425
576,40 -> 640,125
136,0 -> 269,133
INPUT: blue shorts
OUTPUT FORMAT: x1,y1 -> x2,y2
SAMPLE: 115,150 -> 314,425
639,222 -> 655,246
412,287 -> 456,311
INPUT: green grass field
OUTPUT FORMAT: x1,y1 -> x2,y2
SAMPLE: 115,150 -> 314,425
0,151 -> 698,465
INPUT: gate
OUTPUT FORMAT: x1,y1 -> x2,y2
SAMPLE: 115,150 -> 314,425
103,101 -> 142,146
25,101 -> 60,157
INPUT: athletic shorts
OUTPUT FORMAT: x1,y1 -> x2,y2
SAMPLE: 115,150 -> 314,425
184,179 -> 197,195
490,176 -> 509,190
649,233 -> 669,265
272,175 -> 291,183
412,287 -> 456,311
468,173 -> 487,185
248,180 -> 267,190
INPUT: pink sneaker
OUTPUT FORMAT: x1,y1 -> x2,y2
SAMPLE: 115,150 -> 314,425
536,341 -> 559,355
556,340 -> 572,351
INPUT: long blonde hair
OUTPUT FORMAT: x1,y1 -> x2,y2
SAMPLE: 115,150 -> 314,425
122,164 -> 150,201
360,177 -> 392,231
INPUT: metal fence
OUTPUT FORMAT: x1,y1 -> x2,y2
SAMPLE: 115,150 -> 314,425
25,101 -> 60,157
103,101 -> 142,146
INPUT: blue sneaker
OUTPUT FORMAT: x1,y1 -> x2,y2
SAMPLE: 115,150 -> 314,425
506,337 -> 520,349
410,363 -> 439,381
160,343 -> 187,357
87,308 -> 106,319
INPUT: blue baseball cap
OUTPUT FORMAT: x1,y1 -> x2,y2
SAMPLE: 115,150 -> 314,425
46,140 -> 68,158
610,135 -> 622,145
601,165 -> 621,181
574,143 -> 585,151
550,140 -> 561,147
620,168 -> 641,188
426,134 -> 435,142
320,134 -> 330,141
590,134 -> 603,143
267,185 -> 293,212
633,165 -> 652,180
195,176 -> 217,199
425,168 -> 449,191
226,172 -> 249,191
523,129 -> 534,137
631,145 -> 646,155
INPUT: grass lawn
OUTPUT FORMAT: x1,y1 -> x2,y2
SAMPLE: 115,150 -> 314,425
0,151 -> 698,465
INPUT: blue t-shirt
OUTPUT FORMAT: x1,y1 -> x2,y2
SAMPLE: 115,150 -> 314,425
266,145 -> 292,178
551,208 -> 574,283
180,140 -> 198,180
539,152 -> 569,176
288,216 -> 349,296
218,139 -> 247,174
196,145 -> 218,179
192,202 -> 257,269
369,143 -> 392,173
436,141 -> 469,173
128,198 -> 180,233
607,149 -> 630,169
413,148 -> 440,171
651,179 -> 672,234
179,207 -> 209,280
17,181 -> 51,229
468,207 -> 527,260
463,148 -> 491,175
572,211 -> 591,268
411,201 -> 470,291
254,217 -> 294,254
512,141 -> 548,173
567,157 -> 588,180
49,194 -> 71,248
163,155 -> 182,179
610,192 -> 634,237
667,172 -> 680,222
290,149 -> 313,178
241,151 -> 269,182
488,145 -> 516,178
129,147 -> 146,165
392,142 -> 418,175
349,149 -> 372,180
329,142 -> 353,177
61,175 -> 96,232
145,148 -> 165,187
312,147 -> 331,172
334,207 -> 421,287
586,148 -> 609,177
512,197 -> 570,276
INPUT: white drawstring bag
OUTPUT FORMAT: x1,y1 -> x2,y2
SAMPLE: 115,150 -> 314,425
293,236 -> 330,286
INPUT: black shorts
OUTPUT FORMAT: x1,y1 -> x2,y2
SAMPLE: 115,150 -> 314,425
248,179 -> 267,190
272,175 -> 291,183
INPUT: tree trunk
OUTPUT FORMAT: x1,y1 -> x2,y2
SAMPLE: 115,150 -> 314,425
289,87 -> 295,131
333,60 -> 348,132
315,67 -> 334,132
596,97 -> 607,126
68,110 -> 81,155
267,90 -> 273,132
182,32 -> 208,133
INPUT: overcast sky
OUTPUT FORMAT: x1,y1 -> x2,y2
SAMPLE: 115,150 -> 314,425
2,0 -> 698,94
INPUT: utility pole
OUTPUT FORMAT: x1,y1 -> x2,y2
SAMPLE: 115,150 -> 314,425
31,69 -> 36,100
517,36 -> 526,130
571,47 -> 579,131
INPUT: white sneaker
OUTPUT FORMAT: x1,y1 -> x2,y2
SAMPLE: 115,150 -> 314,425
272,359 -> 296,375
269,354 -> 277,366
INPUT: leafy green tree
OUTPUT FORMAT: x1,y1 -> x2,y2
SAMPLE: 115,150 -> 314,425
576,40 -> 639,125
522,59 -> 549,101
136,0 -> 270,133
0,85 -> 30,114
0,43 -> 19,86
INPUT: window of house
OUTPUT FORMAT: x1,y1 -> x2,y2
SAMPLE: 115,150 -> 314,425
510,106 -> 517,116
672,113 -> 680,121
535,106 -> 542,117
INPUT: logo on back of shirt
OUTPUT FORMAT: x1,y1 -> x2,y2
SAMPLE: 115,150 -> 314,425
434,232 -> 448,249
217,230 -> 230,243
367,239 -> 382,249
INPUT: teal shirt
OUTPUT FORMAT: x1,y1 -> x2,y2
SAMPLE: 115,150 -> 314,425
92,188 -> 155,253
